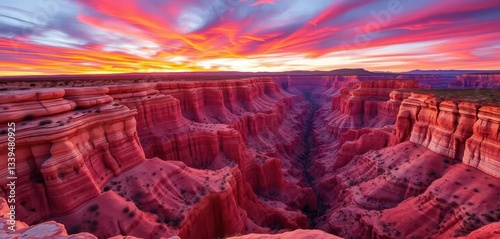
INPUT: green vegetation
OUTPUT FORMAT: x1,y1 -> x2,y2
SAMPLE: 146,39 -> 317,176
403,89 -> 500,106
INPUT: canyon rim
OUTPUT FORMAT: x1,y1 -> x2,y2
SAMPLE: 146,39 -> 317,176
1,0 -> 500,238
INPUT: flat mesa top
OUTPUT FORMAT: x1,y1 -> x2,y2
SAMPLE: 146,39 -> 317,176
406,89 -> 500,106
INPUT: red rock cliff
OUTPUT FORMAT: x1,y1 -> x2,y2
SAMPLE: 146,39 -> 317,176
0,78 -> 316,239
392,93 -> 500,177
449,73 -> 500,88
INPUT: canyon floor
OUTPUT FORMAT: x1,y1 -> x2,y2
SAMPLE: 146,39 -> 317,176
0,73 -> 499,239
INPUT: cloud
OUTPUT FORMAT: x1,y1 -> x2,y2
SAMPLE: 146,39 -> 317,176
0,0 -> 499,75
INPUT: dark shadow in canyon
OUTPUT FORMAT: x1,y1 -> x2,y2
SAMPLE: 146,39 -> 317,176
295,90 -> 326,228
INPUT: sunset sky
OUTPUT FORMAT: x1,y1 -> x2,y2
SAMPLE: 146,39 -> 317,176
0,0 -> 499,76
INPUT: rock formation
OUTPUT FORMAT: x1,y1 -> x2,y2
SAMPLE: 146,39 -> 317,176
396,74 -> 457,89
0,78 -> 316,239
449,74 -> 500,88
0,75 -> 498,239
0,198 -> 98,238
228,229 -> 342,239
309,83 -> 500,239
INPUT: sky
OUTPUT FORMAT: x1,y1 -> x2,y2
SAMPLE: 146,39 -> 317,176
0,0 -> 499,76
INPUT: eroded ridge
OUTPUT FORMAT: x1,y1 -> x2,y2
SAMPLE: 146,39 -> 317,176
0,76 -> 499,239
0,78 -> 316,239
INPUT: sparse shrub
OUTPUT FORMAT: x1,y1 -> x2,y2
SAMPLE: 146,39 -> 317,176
172,217 -> 182,227
482,213 -> 496,222
472,188 -> 479,193
88,204 -> 99,212
0,129 -> 7,135
24,114 -> 35,121
39,119 -> 52,126
89,220 -> 98,232
68,224 -> 82,234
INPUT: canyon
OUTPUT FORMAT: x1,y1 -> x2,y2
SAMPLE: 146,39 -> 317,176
0,73 -> 499,239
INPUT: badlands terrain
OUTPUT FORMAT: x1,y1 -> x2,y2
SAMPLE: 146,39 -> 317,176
0,71 -> 499,239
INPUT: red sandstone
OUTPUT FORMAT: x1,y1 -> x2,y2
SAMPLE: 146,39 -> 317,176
0,75 -> 498,239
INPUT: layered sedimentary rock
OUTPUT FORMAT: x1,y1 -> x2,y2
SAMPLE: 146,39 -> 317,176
1,75 -> 499,239
317,142 -> 500,238
0,90 -> 144,223
0,198 -> 98,238
309,82 -> 500,239
0,89 -> 77,124
461,222 -> 500,238
326,80 -> 418,136
391,93 -> 500,177
53,159 -> 308,239
228,229 -> 343,239
449,74 -> 500,88
0,78 -> 316,239
309,80 -> 418,184
117,79 -> 317,212
396,74 -> 457,89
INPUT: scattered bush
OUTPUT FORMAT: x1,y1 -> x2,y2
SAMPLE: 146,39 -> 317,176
68,224 -> 82,234
39,119 -> 52,126
24,114 -> 35,121
172,217 -> 182,227
88,204 -> 99,212
482,213 -> 496,222
89,220 -> 98,232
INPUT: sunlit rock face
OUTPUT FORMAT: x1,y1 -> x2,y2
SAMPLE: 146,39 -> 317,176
309,82 -> 500,239
0,78 -> 315,239
0,76 -> 498,239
